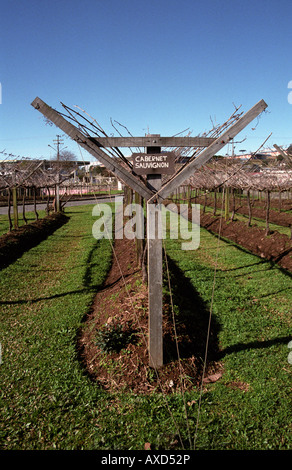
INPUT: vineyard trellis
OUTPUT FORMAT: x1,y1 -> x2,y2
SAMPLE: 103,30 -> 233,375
30,96 -> 268,369
0,155 -> 86,230
179,149 -> 292,236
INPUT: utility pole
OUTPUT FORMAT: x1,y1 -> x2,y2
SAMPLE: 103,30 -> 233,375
12,187 -> 18,229
49,135 -> 64,212
54,135 -> 63,212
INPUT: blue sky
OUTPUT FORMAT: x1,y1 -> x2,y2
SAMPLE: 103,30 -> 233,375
1,0 -> 292,161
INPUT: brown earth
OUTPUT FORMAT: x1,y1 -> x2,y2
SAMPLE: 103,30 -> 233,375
192,194 -> 292,227
198,211 -> 292,273
234,205 -> 291,227
77,237 -> 222,395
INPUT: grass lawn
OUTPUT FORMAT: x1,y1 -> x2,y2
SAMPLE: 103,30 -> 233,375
0,210 -> 48,237
166,226 -> 291,449
0,203 -> 291,450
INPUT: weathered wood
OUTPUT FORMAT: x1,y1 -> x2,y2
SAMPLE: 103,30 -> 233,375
273,144 -> 292,167
31,97 -> 154,201
132,152 -> 175,175
8,189 -> 12,231
147,187 -> 163,369
12,187 -> 18,229
247,189 -> 252,226
46,186 -> 50,215
147,141 -> 163,369
225,186 -> 229,220
31,95 -> 268,372
22,192 -> 27,225
265,189 -> 271,236
150,100 -> 268,203
90,136 -> 216,148
33,186 -> 39,220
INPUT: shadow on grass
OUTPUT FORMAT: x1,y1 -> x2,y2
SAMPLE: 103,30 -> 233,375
162,254 -> 291,367
0,213 -> 69,271
206,229 -> 292,279
0,239 -> 111,306
0,286 -> 95,306
162,255 -> 222,365
218,335 -> 291,359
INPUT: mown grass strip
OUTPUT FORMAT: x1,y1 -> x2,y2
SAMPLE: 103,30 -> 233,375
165,224 -> 291,449
0,204 -> 113,449
0,204 -> 193,450
0,203 -> 291,450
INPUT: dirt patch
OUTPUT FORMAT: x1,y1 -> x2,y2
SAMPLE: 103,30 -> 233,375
226,381 -> 250,392
235,205 -> 292,228
0,212 -> 69,269
77,237 -> 222,395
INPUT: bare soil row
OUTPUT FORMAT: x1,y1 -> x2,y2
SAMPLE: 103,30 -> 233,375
198,211 -> 292,273
192,194 -> 292,227
78,237 -> 221,394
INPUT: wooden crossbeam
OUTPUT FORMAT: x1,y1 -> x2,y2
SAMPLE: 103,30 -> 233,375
150,99 -> 268,203
90,136 -> 216,148
31,97 -> 154,201
31,95 -> 268,372
273,144 -> 292,167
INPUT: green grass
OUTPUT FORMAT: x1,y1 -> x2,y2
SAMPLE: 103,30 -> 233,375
165,226 -> 291,449
0,209 -> 48,237
0,204 -> 113,449
0,203 -> 291,450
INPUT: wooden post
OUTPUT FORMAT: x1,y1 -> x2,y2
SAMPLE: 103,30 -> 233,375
225,186 -> 229,220
54,134 -> 62,212
33,186 -> 39,220
231,187 -> 236,221
22,191 -> 27,225
146,137 -> 163,369
265,189 -> 271,236
8,189 -> 13,231
46,187 -> 50,215
247,189 -> 252,226
12,187 -> 18,230
213,187 -> 217,216
188,184 -> 191,209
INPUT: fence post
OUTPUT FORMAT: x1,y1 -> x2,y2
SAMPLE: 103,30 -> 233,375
12,187 -> 18,229
146,137 -> 163,368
